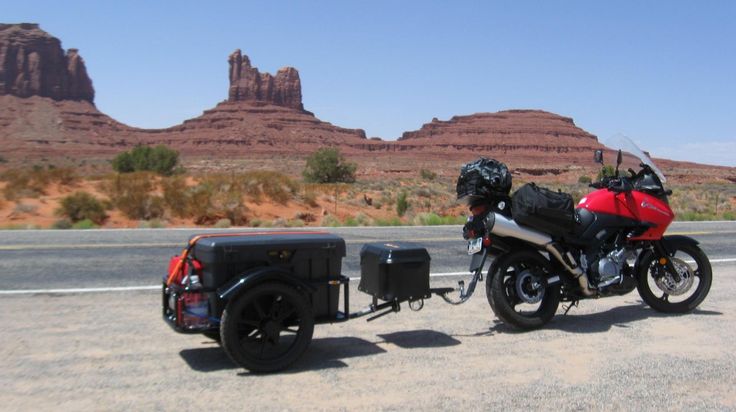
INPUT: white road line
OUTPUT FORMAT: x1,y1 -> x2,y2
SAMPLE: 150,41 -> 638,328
2,260 -> 735,296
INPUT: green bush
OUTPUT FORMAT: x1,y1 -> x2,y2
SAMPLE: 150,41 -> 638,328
214,218 -> 232,228
103,173 -> 164,220
72,219 -> 98,229
112,145 -> 180,176
413,213 -> 465,226
578,175 -> 592,184
302,148 -> 357,183
420,169 -> 437,181
396,191 -> 409,217
596,165 -> 616,181
373,217 -> 404,226
56,191 -> 107,224
52,219 -> 73,229
321,215 -> 342,227
242,171 -> 299,204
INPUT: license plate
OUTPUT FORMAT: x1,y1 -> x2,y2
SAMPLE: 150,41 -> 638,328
467,237 -> 483,255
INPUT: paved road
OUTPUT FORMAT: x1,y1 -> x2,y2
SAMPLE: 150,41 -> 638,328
0,221 -> 734,291
1,223 -> 735,410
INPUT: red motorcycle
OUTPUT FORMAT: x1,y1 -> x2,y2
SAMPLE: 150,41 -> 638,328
457,136 -> 712,330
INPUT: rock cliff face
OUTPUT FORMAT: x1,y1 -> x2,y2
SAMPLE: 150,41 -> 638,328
228,49 -> 303,110
389,110 -> 605,165
0,23 -> 94,103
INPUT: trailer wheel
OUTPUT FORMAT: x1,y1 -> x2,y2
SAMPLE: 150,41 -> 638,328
221,282 -> 314,373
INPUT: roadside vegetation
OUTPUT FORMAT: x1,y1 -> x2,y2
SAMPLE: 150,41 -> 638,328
0,145 -> 734,229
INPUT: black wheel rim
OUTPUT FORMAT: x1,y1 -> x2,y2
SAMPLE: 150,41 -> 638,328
235,290 -> 303,361
645,248 -> 704,305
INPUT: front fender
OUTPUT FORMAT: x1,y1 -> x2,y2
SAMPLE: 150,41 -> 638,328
660,235 -> 699,254
217,267 -> 317,301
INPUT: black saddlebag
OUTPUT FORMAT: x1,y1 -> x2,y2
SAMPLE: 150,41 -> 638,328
359,242 -> 431,302
511,183 -> 574,236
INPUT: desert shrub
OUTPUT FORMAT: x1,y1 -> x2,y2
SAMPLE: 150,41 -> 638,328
286,219 -> 305,227
112,145 -> 180,176
272,218 -> 287,227
192,175 -> 248,225
413,213 -> 465,226
52,219 -> 73,229
354,212 -> 370,226
214,218 -> 232,228
321,215 -> 342,227
71,219 -> 98,229
103,173 -> 164,220
249,218 -> 263,227
138,219 -> 167,229
161,176 -> 190,218
0,155 -> 6,163
578,175 -> 592,184
302,189 -> 319,207
242,171 -> 299,205
13,202 -> 38,215
373,217 -> 404,226
420,168 -> 437,181
1,169 -> 47,200
396,191 -> 409,217
56,191 -> 107,223
596,165 -> 616,181
46,166 -> 79,186
302,148 -> 357,183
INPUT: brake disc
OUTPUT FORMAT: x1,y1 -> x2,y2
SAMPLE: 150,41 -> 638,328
655,257 -> 695,296
515,269 -> 544,304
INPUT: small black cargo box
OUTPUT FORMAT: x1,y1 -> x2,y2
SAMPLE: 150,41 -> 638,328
192,232 -> 346,319
359,242 -> 431,302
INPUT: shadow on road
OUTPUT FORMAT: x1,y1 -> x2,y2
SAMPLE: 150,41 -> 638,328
180,336 -> 387,374
377,329 -> 461,349
480,302 -> 723,335
181,329 -> 462,374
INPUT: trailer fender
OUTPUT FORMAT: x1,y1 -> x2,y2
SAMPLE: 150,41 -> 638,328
217,267 -> 317,301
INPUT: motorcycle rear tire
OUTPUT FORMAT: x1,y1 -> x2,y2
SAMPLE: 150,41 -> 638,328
487,250 -> 561,330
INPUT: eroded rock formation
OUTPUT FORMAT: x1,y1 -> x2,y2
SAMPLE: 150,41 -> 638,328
0,23 -> 94,102
228,49 -> 303,110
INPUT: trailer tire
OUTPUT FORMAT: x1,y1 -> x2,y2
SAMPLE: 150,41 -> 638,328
221,282 -> 314,373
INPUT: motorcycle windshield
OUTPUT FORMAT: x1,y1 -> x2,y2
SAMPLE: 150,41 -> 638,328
606,134 -> 667,183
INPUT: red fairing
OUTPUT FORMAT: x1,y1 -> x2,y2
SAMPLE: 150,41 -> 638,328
577,189 -> 674,240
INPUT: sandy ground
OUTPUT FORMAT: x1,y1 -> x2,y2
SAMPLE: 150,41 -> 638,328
1,265 -> 735,411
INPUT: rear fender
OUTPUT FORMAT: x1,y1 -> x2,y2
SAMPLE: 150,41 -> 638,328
217,267 -> 317,301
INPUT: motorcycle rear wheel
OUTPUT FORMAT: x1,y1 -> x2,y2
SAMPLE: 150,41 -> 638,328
487,250 -> 561,330
637,241 -> 712,313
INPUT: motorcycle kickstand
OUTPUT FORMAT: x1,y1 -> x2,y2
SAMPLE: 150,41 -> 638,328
562,300 -> 579,315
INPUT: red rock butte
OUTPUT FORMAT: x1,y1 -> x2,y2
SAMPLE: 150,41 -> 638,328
0,23 -> 733,183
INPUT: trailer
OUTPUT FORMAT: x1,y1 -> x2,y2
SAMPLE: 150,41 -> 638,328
162,231 -> 461,373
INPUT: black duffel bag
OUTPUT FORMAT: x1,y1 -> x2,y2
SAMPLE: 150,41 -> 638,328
511,183 -> 574,236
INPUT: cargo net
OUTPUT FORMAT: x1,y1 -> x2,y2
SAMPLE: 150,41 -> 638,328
456,158 -> 512,201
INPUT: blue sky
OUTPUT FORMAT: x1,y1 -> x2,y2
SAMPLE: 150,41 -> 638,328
5,1 -> 735,166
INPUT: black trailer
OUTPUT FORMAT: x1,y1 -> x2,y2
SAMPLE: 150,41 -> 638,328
162,231 -> 457,373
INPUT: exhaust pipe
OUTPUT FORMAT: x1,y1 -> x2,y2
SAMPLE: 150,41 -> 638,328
485,213 -> 596,296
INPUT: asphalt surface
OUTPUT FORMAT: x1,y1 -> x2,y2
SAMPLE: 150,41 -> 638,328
0,221 -> 734,290
1,223 -> 735,410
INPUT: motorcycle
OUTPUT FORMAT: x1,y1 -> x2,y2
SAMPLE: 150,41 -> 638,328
459,135 -> 712,330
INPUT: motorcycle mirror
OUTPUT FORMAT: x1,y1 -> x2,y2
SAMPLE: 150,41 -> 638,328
594,150 -> 604,164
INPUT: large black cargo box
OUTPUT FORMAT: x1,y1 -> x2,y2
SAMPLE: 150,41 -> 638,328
359,242 -> 431,302
192,232 -> 346,320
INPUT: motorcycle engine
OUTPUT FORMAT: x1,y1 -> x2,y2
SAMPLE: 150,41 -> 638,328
581,247 -> 635,288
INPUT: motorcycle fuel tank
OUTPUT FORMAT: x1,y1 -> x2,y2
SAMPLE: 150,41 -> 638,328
577,189 -> 674,240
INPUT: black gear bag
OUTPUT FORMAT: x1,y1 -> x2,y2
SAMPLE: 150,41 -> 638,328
511,183 -> 574,236
456,158 -> 512,200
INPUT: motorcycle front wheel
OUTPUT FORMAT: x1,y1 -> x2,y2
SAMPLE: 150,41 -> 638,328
487,250 -> 561,330
637,240 -> 712,313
